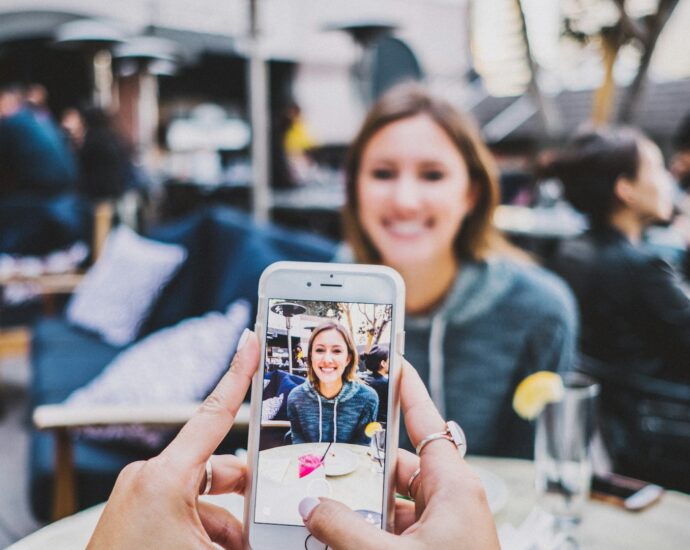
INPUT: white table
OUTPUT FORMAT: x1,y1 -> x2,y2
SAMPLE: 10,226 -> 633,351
255,442 -> 383,526
8,457 -> 690,549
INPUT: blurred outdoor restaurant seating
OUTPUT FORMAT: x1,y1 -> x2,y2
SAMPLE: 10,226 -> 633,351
2,1 -> 690,548
23,207 -> 335,521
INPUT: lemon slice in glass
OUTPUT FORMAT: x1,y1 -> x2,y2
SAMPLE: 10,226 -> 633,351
512,371 -> 564,420
365,421 -> 383,438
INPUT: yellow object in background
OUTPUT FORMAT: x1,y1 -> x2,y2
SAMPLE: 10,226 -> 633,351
512,371 -> 564,420
284,118 -> 315,154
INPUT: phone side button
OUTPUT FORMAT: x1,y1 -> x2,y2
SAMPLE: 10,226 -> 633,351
397,331 -> 405,356
305,534 -> 327,550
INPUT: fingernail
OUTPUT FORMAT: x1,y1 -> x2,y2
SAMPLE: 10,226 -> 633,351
237,328 -> 251,352
298,497 -> 319,521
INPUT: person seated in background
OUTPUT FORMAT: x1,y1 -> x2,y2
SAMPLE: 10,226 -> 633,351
0,83 -> 77,199
338,83 -> 578,457
0,84 -> 88,256
549,127 -> 689,382
287,321 -> 378,445
61,106 -> 142,201
548,127 -> 690,491
361,345 -> 390,422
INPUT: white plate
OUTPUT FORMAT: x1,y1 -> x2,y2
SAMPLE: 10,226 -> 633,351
324,448 -> 359,476
471,465 -> 509,514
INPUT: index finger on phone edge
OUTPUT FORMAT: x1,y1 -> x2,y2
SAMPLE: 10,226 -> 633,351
400,360 -> 475,486
162,329 -> 259,469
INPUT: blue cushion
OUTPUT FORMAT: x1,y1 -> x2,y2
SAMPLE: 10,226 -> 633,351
31,318 -> 123,405
0,192 -> 90,255
137,211 -> 207,337
204,208 -> 336,318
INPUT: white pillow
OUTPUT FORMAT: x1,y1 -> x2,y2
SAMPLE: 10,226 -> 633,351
261,394 -> 284,422
64,300 -> 251,449
66,225 -> 187,346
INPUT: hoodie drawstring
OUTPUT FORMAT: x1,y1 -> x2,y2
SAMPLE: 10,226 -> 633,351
317,392 -> 340,443
429,311 -> 447,417
318,396 -> 323,443
333,397 -> 339,443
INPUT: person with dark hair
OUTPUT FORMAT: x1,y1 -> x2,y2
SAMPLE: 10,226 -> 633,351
0,83 -> 77,198
550,127 -> 688,380
287,322 -> 378,445
339,83 -> 577,457
76,107 -> 137,200
549,127 -> 690,490
361,345 -> 390,422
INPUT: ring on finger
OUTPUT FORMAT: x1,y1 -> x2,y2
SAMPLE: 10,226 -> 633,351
202,457 -> 213,495
406,467 -> 421,500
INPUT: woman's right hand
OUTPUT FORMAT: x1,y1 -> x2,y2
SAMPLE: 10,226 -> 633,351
299,360 -> 500,549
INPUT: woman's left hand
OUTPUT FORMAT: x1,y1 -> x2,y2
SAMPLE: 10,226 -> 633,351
87,329 -> 259,549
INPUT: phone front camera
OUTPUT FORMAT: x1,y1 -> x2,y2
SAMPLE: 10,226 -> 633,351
307,282 -> 312,287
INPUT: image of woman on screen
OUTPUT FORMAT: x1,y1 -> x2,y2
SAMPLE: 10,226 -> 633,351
287,321 -> 379,445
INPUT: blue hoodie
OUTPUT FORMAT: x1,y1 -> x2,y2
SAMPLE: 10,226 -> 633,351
287,380 -> 378,445
336,245 -> 578,458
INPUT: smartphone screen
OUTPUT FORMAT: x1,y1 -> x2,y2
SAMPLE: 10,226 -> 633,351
253,298 -> 394,528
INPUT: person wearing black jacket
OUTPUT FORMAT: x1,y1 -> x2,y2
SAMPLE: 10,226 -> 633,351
549,127 -> 689,381
549,127 -> 690,491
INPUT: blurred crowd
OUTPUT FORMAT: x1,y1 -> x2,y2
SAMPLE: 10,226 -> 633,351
0,82 -> 145,256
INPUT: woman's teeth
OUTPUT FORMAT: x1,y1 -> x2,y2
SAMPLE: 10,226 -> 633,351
386,221 -> 427,236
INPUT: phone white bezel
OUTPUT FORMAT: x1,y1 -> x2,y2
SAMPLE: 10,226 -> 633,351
244,261 -> 405,550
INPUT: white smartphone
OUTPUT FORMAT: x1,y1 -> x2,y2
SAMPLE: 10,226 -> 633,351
244,261 -> 405,550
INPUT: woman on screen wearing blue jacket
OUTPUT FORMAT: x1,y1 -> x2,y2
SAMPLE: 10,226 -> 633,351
287,321 -> 378,445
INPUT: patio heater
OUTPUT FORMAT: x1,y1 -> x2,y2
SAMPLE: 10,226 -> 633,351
270,302 -> 306,374
54,19 -> 127,109
326,20 -> 422,106
113,35 -> 181,166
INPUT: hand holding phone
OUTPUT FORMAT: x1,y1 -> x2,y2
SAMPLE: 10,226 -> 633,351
301,361 -> 501,550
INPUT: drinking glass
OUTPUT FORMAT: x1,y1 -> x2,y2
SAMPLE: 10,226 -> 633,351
534,372 -> 599,526
369,424 -> 386,473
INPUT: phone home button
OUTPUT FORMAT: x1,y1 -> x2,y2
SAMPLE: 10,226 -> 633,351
305,534 -> 327,550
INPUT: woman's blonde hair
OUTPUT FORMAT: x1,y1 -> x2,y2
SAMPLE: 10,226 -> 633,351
305,321 -> 358,390
343,82 -> 519,263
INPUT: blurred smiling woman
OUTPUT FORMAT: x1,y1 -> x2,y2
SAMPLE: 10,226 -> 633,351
340,83 -> 578,457
287,322 -> 378,445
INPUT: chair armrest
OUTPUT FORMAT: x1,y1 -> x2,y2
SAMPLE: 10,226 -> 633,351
33,273 -> 85,295
33,402 -> 251,430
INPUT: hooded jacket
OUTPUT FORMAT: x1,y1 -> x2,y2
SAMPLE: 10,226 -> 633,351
402,258 -> 577,457
287,380 -> 378,445
336,245 -> 578,458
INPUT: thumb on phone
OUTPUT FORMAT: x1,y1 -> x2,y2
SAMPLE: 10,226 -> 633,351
299,497 -> 395,550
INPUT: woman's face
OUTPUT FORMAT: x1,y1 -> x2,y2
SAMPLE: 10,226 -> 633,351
356,114 -> 476,270
310,329 -> 351,386
628,140 -> 674,224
